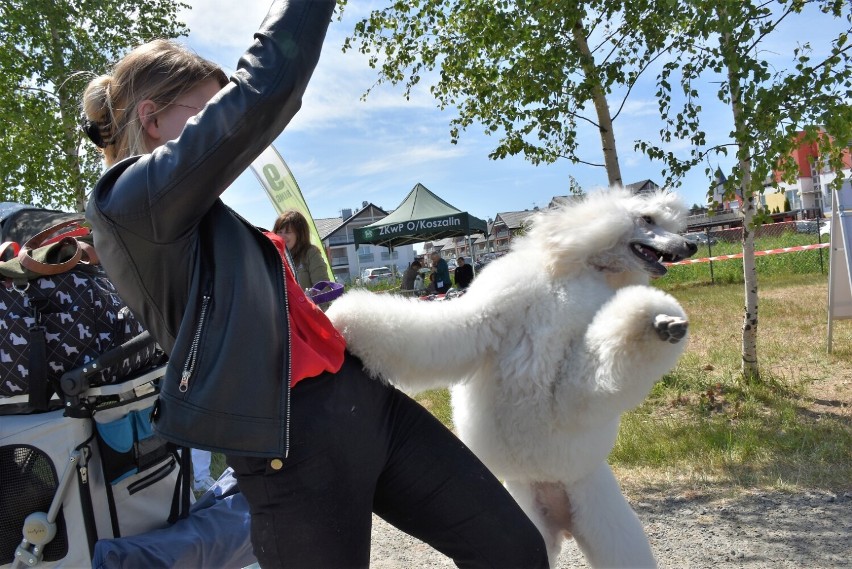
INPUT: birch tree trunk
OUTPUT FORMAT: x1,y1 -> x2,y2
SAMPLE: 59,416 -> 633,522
571,21 -> 623,188
721,21 -> 760,380
49,25 -> 87,213
739,185 -> 759,379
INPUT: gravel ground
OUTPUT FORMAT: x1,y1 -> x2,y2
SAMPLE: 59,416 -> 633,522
369,488 -> 852,568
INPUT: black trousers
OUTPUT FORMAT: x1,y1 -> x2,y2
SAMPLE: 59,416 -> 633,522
227,354 -> 548,569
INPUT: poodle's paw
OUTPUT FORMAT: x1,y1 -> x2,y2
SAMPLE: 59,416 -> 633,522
653,314 -> 688,344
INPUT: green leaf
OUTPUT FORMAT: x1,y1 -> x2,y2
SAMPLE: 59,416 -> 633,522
0,0 -> 189,210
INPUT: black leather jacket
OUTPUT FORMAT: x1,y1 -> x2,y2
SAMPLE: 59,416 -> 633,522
86,0 -> 335,458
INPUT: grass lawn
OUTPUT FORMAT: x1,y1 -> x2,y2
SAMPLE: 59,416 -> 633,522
414,272 -> 852,495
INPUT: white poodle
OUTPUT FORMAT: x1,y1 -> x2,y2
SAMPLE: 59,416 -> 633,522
327,188 -> 697,568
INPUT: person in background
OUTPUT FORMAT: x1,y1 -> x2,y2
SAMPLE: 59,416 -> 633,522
401,259 -> 422,293
430,251 -> 452,294
454,256 -> 474,290
273,209 -> 331,291
82,1 -> 549,567
191,448 -> 215,493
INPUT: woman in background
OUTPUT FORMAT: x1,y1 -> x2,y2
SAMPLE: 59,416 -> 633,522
273,209 -> 331,291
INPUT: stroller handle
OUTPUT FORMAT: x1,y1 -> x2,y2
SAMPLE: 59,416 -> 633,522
59,331 -> 157,397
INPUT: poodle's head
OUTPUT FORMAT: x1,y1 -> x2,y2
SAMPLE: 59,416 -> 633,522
519,187 -> 697,279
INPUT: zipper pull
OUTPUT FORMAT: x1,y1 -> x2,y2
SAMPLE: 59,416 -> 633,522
179,371 -> 191,393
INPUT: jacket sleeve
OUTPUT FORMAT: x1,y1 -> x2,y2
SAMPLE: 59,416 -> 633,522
94,0 -> 335,243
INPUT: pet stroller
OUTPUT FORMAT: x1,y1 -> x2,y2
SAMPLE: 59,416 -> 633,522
0,343 -> 183,568
0,347 -> 256,569
1,205 -> 254,568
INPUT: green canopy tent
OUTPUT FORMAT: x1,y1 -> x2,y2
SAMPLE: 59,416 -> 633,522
353,183 -> 488,254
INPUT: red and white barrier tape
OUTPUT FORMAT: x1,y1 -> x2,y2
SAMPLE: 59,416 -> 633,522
665,242 -> 829,266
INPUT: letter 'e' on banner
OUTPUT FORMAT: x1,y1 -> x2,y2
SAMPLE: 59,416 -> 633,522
249,145 -> 332,274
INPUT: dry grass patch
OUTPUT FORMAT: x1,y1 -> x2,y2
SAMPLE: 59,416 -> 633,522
406,275 -> 852,494
616,274 -> 852,492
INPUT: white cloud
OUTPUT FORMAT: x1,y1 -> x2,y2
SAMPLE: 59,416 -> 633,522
181,0 -> 440,135
618,99 -> 659,119
354,144 -> 467,176
178,0 -> 267,52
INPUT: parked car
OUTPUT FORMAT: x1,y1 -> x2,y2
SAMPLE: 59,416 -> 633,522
684,232 -> 717,245
794,220 -> 820,234
479,253 -> 499,264
360,266 -> 394,286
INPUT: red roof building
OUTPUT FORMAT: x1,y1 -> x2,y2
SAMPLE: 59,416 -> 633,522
773,130 -> 852,213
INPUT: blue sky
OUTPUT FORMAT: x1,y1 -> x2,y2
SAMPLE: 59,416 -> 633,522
177,0 -> 847,229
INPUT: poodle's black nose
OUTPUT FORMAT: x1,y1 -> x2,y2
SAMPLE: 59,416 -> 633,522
686,241 -> 698,255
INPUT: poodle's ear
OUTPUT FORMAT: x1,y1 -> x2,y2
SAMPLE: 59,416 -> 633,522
524,189 -> 633,269
642,190 -> 689,231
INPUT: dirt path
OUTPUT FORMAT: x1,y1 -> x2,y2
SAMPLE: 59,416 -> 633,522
369,488 -> 852,568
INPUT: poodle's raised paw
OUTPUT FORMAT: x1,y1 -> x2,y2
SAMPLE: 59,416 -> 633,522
653,314 -> 688,343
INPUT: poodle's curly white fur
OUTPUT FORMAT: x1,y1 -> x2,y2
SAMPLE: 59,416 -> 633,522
327,187 -> 696,568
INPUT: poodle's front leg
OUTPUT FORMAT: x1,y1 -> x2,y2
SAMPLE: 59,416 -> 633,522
327,290 -> 493,392
582,285 -> 689,412
566,462 -> 657,568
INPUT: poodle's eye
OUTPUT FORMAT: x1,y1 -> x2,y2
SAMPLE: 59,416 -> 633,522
642,215 -> 655,225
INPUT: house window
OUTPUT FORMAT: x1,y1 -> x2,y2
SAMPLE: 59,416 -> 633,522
785,190 -> 801,210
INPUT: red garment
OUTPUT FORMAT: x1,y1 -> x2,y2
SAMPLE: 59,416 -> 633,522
264,232 -> 345,385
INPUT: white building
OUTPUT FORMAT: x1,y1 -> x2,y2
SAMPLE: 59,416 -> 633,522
772,131 -> 852,214
316,203 -> 417,284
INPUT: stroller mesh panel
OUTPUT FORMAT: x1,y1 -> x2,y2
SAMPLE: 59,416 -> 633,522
0,445 -> 69,564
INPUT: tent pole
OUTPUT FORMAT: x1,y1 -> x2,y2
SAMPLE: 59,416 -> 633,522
355,241 -> 362,286
467,232 -> 476,277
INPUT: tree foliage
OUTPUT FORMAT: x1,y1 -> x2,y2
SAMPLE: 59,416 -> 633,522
636,0 -> 851,378
340,0 -> 683,187
343,0 -> 851,380
637,0 -> 852,196
0,0 -> 190,211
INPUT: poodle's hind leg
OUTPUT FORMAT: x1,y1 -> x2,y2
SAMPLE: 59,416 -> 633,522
565,462 -> 657,568
504,479 -> 571,568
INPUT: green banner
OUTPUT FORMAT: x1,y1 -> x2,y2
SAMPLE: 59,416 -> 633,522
249,145 -> 331,273
356,214 -> 468,244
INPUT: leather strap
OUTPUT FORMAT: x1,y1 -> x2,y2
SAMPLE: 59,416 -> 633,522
79,241 -> 100,265
21,217 -> 86,249
19,236 -> 83,275
17,218 -> 88,275
27,324 -> 49,411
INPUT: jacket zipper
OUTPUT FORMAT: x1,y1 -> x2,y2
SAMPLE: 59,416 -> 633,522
180,294 -> 210,393
281,256 -> 292,459
228,206 -> 292,459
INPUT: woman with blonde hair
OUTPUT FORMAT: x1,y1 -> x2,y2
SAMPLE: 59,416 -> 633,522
272,209 -> 330,291
82,2 -> 548,567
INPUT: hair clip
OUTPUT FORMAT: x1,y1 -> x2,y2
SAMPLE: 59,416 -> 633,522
82,118 -> 107,148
